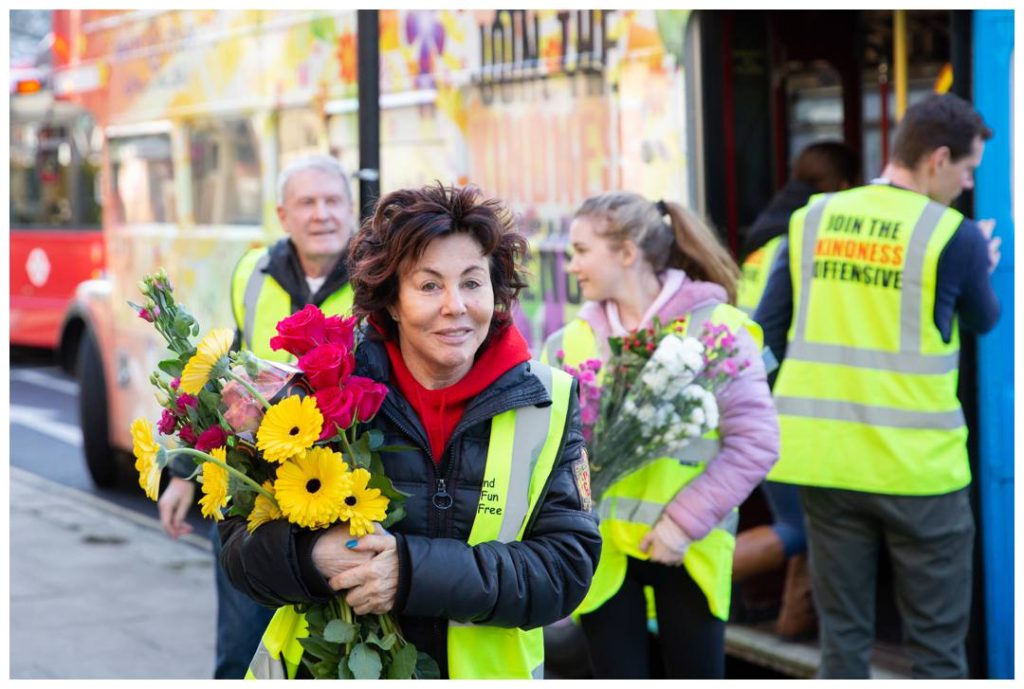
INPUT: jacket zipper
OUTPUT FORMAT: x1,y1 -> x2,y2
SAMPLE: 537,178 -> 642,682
379,402 -> 452,676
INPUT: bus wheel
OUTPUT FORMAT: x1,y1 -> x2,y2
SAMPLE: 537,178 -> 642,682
78,327 -> 117,487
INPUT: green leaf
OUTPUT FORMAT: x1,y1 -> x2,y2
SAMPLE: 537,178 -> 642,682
336,657 -> 353,679
374,632 -> 397,651
309,659 -> 337,679
305,604 -> 326,630
387,643 -> 418,679
347,643 -> 382,679
323,619 -> 357,644
380,504 -> 406,530
157,358 -> 184,378
297,635 -> 341,662
366,429 -> 384,450
415,651 -> 442,679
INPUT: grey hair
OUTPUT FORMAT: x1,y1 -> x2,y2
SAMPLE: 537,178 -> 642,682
276,154 -> 352,205
575,191 -> 676,271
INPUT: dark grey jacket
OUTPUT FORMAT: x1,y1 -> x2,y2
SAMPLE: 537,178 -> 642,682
218,332 -> 601,677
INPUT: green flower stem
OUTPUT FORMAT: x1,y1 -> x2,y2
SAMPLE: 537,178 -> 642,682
169,447 -> 279,507
222,367 -> 272,410
337,428 -> 356,462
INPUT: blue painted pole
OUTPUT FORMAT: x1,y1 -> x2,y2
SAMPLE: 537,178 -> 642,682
971,9 -> 1014,679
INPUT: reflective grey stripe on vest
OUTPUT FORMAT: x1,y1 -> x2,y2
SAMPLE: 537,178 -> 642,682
242,252 -> 271,352
675,436 -> 721,464
596,497 -> 739,535
683,304 -> 718,338
791,196 -> 956,373
496,362 -> 554,543
248,641 -> 287,679
775,396 -> 965,430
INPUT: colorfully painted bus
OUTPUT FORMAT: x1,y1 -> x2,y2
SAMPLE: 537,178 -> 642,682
52,8 -> 1011,678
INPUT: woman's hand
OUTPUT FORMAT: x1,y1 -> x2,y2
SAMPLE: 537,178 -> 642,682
311,522 -> 374,580
640,515 -> 691,566
328,531 -> 399,615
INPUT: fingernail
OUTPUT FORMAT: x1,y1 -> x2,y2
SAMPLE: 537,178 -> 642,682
345,539 -> 358,549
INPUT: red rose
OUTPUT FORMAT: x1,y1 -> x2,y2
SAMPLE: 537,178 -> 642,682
178,424 -> 198,446
345,375 -> 389,423
323,314 -> 358,350
297,343 -> 356,391
157,408 -> 177,435
269,304 -> 326,357
314,387 -> 357,440
175,393 -> 198,414
195,425 -> 228,453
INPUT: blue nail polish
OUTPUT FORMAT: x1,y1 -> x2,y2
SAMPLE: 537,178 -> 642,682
346,539 -> 358,549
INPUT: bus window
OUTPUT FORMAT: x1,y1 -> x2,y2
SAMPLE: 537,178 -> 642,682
278,108 -> 327,172
10,108 -> 101,229
110,135 -> 176,225
189,118 -> 262,225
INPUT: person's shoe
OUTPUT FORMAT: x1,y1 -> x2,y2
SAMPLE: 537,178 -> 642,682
732,524 -> 786,582
775,553 -> 818,640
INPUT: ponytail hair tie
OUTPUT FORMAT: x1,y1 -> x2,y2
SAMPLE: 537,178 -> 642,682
655,199 -> 669,216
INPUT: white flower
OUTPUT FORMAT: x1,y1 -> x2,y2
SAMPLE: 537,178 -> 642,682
690,406 -> 706,427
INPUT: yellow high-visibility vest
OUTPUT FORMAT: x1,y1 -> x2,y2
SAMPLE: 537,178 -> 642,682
246,362 -> 574,679
737,235 -> 786,315
768,185 -> 968,494
230,247 -> 354,362
542,304 -> 762,621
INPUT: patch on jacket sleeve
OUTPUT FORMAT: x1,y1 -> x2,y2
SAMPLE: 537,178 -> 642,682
572,450 -> 593,512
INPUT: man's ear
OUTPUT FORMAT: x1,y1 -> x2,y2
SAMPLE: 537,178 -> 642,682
928,145 -> 952,172
276,205 -> 289,232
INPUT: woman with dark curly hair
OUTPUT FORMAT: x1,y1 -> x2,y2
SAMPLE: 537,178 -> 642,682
219,182 -> 601,679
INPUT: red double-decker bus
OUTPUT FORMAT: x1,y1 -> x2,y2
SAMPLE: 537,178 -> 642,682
10,56 -> 104,369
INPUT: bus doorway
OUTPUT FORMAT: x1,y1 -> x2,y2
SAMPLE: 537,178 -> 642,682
694,8 -> 998,678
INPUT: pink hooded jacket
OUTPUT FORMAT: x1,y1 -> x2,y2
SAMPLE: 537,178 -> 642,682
576,270 -> 780,541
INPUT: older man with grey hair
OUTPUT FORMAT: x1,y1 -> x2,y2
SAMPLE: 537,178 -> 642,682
157,153 -> 357,678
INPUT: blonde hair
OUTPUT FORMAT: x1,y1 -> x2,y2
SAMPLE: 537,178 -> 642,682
575,192 -> 741,304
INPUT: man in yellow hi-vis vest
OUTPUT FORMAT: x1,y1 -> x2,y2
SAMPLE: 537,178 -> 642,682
756,94 -> 1001,678
157,154 -> 357,678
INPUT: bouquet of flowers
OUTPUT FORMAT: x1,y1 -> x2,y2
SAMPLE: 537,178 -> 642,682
558,317 -> 750,503
129,270 -> 438,679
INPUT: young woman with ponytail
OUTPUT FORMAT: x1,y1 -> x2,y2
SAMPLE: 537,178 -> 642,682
542,192 -> 779,678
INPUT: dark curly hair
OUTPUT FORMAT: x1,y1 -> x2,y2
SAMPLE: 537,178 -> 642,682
348,182 -> 528,342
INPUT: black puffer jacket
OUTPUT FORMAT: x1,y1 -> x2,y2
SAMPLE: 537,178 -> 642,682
219,334 -> 601,677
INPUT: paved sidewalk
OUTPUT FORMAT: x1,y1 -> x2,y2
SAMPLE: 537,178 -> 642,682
10,467 -> 217,679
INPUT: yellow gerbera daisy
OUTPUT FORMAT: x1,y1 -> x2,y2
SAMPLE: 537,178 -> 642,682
179,328 -> 233,395
339,468 -> 389,537
131,417 -> 162,501
198,447 -> 231,521
247,481 -> 284,533
274,446 -> 351,529
257,395 -> 324,463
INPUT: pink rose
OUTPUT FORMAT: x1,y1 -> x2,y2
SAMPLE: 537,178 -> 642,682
195,425 -> 228,453
269,304 -> 326,357
178,424 -> 198,446
314,387 -> 357,440
157,408 -> 177,435
176,393 -> 198,414
170,377 -> 181,390
323,314 -> 358,350
297,343 -> 355,391
345,375 -> 389,423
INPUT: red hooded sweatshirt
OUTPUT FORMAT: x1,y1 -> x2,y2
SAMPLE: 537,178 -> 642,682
384,324 -> 532,464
